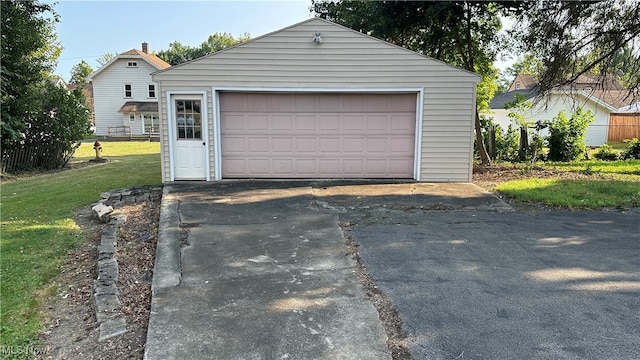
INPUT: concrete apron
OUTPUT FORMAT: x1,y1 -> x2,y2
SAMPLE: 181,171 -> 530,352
144,182 -> 391,360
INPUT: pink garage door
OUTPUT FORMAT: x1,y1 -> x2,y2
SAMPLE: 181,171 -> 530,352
220,92 -> 416,178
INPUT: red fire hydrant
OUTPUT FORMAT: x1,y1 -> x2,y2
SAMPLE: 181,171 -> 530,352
93,140 -> 103,159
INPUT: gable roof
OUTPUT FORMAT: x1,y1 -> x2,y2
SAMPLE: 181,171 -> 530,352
490,88 -> 619,113
508,74 -> 537,92
499,72 -> 638,110
152,17 -> 480,80
88,46 -> 170,81
489,89 -> 536,109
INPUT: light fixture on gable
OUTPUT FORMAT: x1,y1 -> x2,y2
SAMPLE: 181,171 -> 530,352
313,31 -> 323,44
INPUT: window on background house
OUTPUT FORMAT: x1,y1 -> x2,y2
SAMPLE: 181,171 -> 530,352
129,113 -> 136,122
143,113 -> 160,134
127,61 -> 138,67
515,82 -> 521,90
148,84 -> 156,98
124,84 -> 132,98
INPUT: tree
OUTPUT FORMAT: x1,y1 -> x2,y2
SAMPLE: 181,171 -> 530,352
313,1 -> 529,165
69,60 -> 93,85
1,0 -> 60,150
510,0 -> 640,97
96,52 -> 117,67
546,109 -> 594,162
1,0 -> 91,171
157,32 -> 250,66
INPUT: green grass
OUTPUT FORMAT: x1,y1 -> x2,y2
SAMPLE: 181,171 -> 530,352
0,141 -> 161,354
496,159 -> 640,208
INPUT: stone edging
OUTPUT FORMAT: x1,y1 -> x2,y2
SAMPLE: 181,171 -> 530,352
91,186 -> 162,342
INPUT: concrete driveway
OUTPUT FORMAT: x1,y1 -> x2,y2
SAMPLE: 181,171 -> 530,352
144,181 -> 639,359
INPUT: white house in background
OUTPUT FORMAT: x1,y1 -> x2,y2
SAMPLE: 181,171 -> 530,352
88,42 -> 170,138
489,74 -> 636,146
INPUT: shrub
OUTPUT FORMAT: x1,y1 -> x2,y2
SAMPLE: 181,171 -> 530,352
593,144 -> 620,161
621,138 -> 640,159
545,109 -> 594,162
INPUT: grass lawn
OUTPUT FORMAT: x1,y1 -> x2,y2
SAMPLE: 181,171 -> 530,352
495,159 -> 640,208
0,141 -> 161,354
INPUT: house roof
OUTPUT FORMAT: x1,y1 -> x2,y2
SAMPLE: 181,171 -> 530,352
152,17 -> 480,80
118,101 -> 158,113
488,89 -> 536,109
120,49 -> 171,70
508,74 -> 537,91
88,46 -> 170,81
497,72 -> 638,110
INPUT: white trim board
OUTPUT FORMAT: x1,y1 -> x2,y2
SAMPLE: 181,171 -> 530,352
212,87 -> 424,181
166,90 -> 210,181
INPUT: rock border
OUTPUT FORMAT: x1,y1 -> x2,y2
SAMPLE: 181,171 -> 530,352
91,186 -> 162,342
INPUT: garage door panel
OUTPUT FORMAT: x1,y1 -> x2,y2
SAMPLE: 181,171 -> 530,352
343,159 -> 364,175
343,115 -> 365,130
391,114 -> 415,130
222,137 -> 246,153
247,115 -> 269,130
295,116 -> 317,131
220,92 -> 416,178
390,159 -> 414,173
248,137 -> 269,152
319,138 -> 340,153
367,138 -> 388,152
390,137 -> 415,153
343,137 -> 365,153
319,115 -> 340,131
295,159 -> 317,174
222,114 -> 246,130
295,138 -> 316,152
272,159 -> 294,174
272,137 -> 294,152
272,115 -> 293,130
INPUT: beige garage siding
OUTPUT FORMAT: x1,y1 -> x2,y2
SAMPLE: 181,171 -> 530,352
154,18 -> 480,182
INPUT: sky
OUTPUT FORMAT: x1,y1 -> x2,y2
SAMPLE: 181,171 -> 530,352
51,0 -> 314,81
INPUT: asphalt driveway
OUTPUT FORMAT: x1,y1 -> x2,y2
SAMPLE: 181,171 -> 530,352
145,181 -> 639,359
344,204 -> 640,359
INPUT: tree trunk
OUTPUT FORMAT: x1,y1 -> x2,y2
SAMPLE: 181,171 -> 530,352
475,110 -> 491,166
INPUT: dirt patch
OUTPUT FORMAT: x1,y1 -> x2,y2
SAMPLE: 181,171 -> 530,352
40,195 -> 160,360
340,221 -> 412,360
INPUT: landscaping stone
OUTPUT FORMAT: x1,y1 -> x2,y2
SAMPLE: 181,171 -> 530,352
91,186 -> 163,342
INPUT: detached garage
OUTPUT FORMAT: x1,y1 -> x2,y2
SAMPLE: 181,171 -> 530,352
152,18 -> 480,182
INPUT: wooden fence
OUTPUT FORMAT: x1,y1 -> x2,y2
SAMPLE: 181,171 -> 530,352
608,113 -> 640,142
1,142 -> 75,173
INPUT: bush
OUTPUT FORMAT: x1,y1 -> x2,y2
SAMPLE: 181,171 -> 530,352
593,144 -> 620,161
1,81 -> 91,172
546,109 -> 594,162
621,138 -> 640,159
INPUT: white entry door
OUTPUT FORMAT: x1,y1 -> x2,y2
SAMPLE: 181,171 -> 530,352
172,97 -> 207,180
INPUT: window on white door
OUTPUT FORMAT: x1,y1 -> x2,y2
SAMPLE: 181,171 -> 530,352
175,100 -> 202,139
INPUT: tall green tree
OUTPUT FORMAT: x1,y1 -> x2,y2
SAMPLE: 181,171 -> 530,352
1,0 -> 61,149
313,1 -> 528,164
69,60 -> 93,85
510,0 -> 640,95
157,32 -> 250,66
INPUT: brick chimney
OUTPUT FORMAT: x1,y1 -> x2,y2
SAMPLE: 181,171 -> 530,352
141,42 -> 148,54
